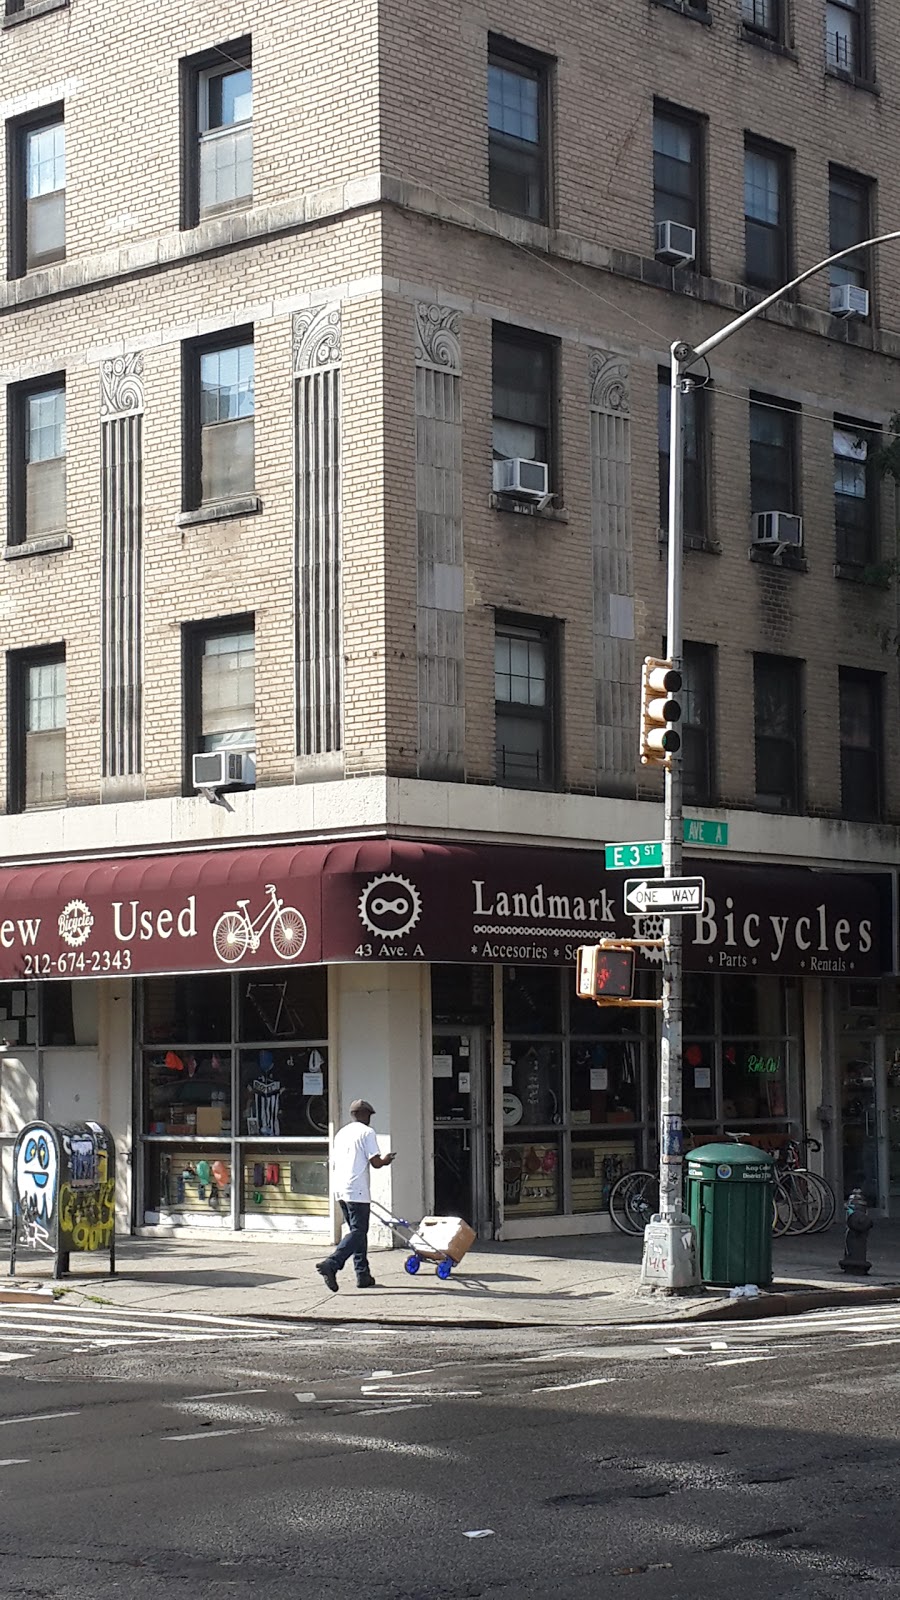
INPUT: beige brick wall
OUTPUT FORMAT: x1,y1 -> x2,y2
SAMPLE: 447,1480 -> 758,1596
0,0 -> 897,838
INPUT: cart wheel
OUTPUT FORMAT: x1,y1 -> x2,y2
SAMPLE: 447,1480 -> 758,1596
436,1259 -> 453,1280
404,1255 -> 421,1275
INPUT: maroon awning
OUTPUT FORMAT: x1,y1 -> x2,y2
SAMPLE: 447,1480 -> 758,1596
0,837 -> 888,979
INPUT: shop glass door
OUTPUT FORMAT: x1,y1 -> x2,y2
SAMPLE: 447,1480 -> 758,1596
839,1035 -> 883,1207
432,1031 -> 491,1235
885,1035 -> 900,1214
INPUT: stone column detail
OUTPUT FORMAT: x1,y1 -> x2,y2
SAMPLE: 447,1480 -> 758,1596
589,352 -> 635,791
100,354 -> 144,779
414,304 -> 464,777
293,306 -> 343,758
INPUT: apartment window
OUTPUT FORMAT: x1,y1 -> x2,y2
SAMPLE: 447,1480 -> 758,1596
744,140 -> 790,289
829,168 -> 871,294
826,0 -> 867,76
183,333 -> 254,509
839,670 -> 882,821
183,41 -> 252,225
681,643 -> 715,806
653,107 -> 702,250
834,419 -> 876,566
492,325 -> 555,485
495,617 -> 556,789
184,619 -> 255,785
488,42 -> 549,223
8,111 -> 65,275
754,654 -> 802,812
658,371 -> 707,537
749,393 -> 797,514
8,648 -> 66,812
8,378 -> 66,546
741,0 -> 782,39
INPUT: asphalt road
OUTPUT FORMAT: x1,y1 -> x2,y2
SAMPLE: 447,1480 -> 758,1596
0,1303 -> 899,1599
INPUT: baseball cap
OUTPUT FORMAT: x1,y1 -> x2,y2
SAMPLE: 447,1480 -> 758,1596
350,1098 -> 375,1115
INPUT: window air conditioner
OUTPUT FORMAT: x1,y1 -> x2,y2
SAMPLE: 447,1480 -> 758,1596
492,457 -> 550,499
192,749 -> 254,790
655,220 -> 696,267
752,511 -> 803,549
830,283 -> 869,319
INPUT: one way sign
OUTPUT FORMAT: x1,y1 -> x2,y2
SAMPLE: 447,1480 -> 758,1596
624,876 -> 706,915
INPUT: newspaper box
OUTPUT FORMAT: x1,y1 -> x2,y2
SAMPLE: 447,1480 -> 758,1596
9,1119 -> 116,1279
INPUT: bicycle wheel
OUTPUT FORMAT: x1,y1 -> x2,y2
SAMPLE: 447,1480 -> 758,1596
785,1171 -> 823,1234
270,906 -> 308,960
772,1179 -> 793,1236
625,1172 -> 659,1235
213,911 -> 250,964
608,1170 -> 655,1236
804,1171 -> 837,1232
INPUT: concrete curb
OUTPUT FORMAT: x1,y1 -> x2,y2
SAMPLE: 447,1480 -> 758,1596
687,1282 -> 900,1322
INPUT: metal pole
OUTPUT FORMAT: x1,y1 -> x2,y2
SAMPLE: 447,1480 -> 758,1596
659,344 -> 690,1225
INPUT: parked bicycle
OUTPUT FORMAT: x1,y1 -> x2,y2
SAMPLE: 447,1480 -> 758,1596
608,1131 -> 834,1238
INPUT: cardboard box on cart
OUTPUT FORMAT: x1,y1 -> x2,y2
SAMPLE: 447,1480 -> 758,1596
407,1216 -> 476,1264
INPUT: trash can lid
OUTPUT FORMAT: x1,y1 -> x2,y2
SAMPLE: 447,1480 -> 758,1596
687,1142 -> 775,1169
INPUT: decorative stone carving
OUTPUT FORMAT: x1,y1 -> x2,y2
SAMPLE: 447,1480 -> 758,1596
100,353 -> 144,417
589,351 -> 629,416
292,305 -> 342,373
414,303 -> 461,374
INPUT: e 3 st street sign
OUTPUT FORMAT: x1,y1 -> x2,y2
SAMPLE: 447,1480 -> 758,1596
605,820 -> 728,871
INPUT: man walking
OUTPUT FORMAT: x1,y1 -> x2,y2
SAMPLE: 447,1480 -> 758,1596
316,1099 -> 395,1292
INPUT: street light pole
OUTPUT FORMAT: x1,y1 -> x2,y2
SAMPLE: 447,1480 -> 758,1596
642,228 -> 900,1292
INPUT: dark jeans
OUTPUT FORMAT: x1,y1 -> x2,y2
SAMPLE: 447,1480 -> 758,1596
327,1200 -> 371,1280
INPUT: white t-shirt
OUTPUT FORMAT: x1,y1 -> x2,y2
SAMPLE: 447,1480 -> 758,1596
331,1120 -> 380,1203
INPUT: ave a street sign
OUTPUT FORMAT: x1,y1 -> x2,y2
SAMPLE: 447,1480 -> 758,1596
683,818 -> 729,848
623,876 -> 706,915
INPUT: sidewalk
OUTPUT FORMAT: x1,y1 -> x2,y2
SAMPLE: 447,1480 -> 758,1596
3,1222 -> 900,1327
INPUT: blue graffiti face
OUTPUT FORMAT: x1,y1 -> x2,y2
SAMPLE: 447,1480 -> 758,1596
16,1128 -> 58,1221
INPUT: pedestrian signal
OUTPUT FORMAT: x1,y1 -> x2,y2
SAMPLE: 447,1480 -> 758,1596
576,945 -> 635,1002
640,656 -> 682,768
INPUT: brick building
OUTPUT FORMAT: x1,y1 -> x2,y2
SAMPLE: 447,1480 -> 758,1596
0,0 -> 898,1244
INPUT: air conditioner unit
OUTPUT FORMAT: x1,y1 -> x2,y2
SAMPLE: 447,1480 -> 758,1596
192,749 -> 255,791
655,220 -> 696,267
752,511 -> 803,549
830,283 -> 869,319
492,457 -> 550,499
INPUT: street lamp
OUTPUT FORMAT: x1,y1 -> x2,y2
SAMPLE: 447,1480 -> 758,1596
642,229 -> 900,1292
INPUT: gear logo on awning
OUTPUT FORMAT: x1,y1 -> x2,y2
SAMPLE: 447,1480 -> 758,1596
58,899 -> 94,948
358,874 -> 422,940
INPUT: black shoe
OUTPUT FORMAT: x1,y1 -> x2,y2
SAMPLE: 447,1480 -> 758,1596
356,1275 -> 377,1288
316,1261 -> 339,1293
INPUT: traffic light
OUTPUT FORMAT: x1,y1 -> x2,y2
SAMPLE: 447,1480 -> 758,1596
640,656 -> 682,768
576,945 -> 635,1002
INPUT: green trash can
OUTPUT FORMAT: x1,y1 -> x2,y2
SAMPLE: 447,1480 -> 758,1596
686,1143 -> 774,1287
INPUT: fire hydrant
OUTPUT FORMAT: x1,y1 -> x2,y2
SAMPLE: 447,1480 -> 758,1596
839,1188 -> 873,1275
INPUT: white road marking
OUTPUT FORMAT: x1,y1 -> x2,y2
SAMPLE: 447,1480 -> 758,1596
464,1530 -> 495,1539
185,1389 -> 268,1401
0,1353 -> 31,1364
0,1458 -> 29,1467
165,1427 -> 265,1442
664,1346 -> 687,1355
534,1378 -> 613,1393
357,1404 -> 432,1417
707,1355 -> 777,1367
710,1341 -> 729,1350
0,1410 -> 80,1426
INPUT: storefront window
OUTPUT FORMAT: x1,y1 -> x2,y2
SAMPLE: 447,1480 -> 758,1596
0,982 -> 37,1049
140,970 -> 328,1227
503,1137 -> 561,1217
503,966 -> 561,1033
499,968 -> 800,1224
143,973 -> 231,1044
